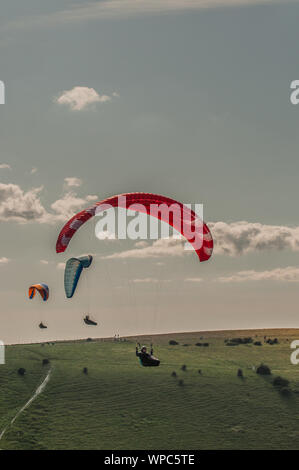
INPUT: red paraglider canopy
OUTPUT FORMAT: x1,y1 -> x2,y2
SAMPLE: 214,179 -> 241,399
56,193 -> 213,262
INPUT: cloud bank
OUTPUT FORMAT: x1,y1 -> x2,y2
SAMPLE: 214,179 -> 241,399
218,266 -> 299,283
103,238 -> 186,259
0,182 -> 97,224
1,183 -> 299,263
210,221 -> 299,256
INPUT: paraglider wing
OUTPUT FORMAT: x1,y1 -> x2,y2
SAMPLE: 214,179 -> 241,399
28,283 -> 49,301
64,255 -> 93,298
56,193 -> 213,262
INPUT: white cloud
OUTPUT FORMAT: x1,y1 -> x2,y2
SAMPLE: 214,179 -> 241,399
0,257 -> 10,264
218,266 -> 299,283
135,241 -> 149,248
30,167 -> 38,174
185,277 -> 203,282
55,86 -> 114,111
86,194 -> 98,201
133,277 -> 170,283
64,177 -> 82,188
95,229 -> 116,240
210,221 -> 299,256
0,182 -> 97,224
103,237 -> 185,259
50,192 -> 92,221
40,260 -> 49,265
57,262 -> 65,270
0,163 -> 11,170
0,183 -> 48,223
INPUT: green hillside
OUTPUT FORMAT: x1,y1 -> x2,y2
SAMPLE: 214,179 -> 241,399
1,329 -> 299,450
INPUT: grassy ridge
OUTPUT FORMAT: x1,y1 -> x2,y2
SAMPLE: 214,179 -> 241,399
0,329 -> 299,449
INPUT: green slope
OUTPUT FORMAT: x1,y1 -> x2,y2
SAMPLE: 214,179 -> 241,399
0,329 -> 299,450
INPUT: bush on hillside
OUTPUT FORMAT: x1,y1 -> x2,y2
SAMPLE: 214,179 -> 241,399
18,368 -> 26,376
256,364 -> 271,375
273,376 -> 289,388
227,337 -> 253,345
280,387 -> 291,396
42,359 -> 50,366
266,338 -> 279,345
254,341 -> 262,346
169,340 -> 179,346
83,367 -> 88,375
181,364 -> 187,372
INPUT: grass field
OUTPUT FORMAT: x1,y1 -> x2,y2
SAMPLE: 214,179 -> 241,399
0,328 -> 299,450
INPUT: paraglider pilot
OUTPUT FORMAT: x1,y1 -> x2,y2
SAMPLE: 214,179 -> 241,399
136,343 -> 160,367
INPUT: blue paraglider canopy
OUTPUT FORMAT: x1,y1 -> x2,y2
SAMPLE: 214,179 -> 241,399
64,255 -> 92,298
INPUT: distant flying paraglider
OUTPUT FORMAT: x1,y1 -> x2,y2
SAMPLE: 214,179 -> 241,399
83,315 -> 98,326
28,283 -> 49,302
64,255 -> 93,298
28,284 -> 49,329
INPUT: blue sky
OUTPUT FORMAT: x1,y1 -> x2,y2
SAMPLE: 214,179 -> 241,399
0,0 -> 299,343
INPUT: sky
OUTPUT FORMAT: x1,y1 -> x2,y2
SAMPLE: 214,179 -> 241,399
0,0 -> 299,344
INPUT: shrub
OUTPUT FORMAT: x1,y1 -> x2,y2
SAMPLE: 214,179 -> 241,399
86,338 -> 92,342
280,387 -> 291,396
171,371 -> 177,378
266,338 -> 279,345
237,368 -> 243,378
169,340 -> 179,346
83,367 -> 88,375
18,368 -> 26,376
273,376 -> 289,388
256,364 -> 271,375
42,359 -> 50,366
235,337 -> 253,345
195,343 -> 203,347
254,341 -> 262,346
181,364 -> 187,371
198,369 -> 202,375
178,379 -> 184,386
203,343 -> 209,347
